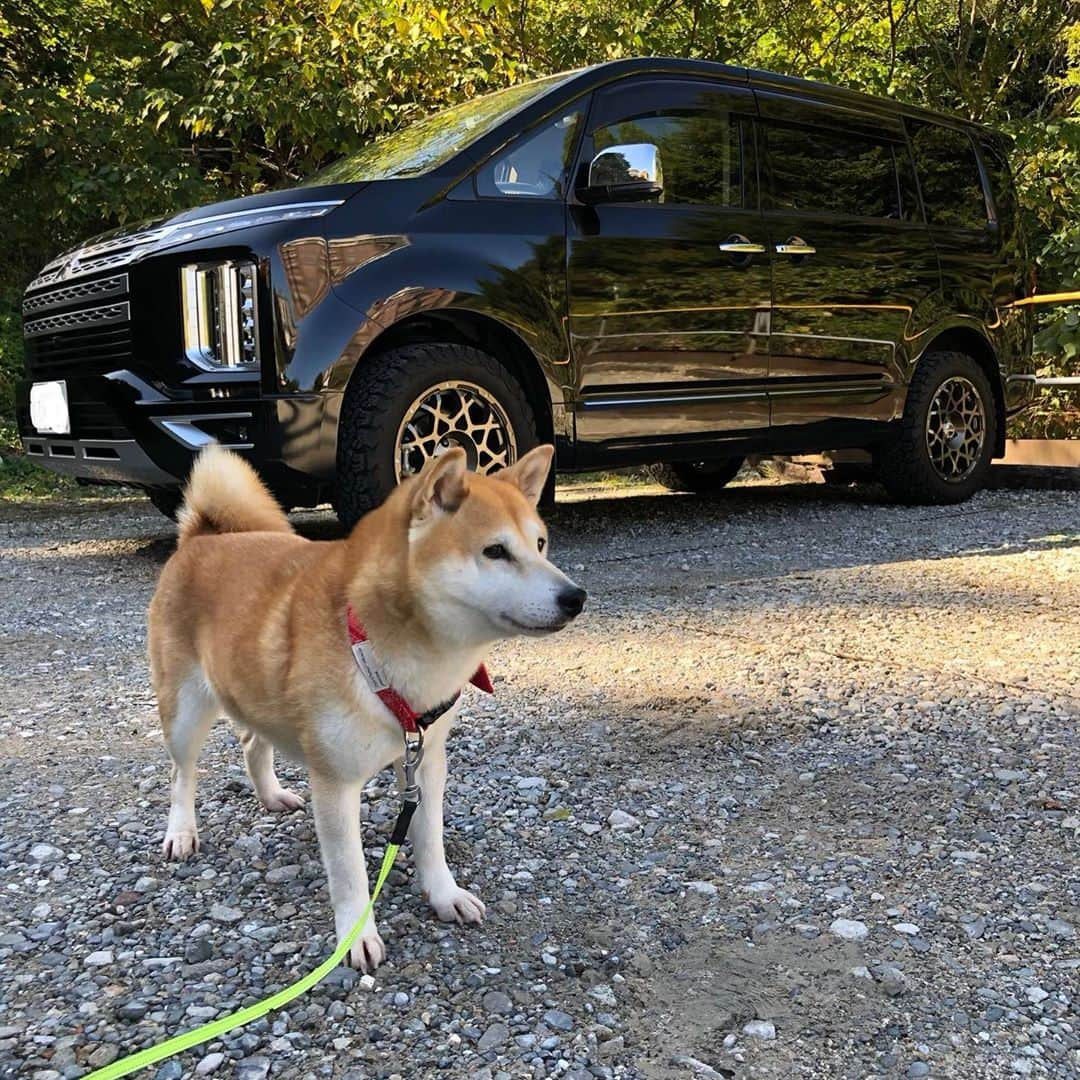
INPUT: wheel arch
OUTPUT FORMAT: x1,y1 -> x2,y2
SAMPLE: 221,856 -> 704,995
914,326 -> 1006,456
345,309 -> 556,450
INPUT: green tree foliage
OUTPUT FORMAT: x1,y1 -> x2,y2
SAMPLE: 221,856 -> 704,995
1,0 -> 1078,435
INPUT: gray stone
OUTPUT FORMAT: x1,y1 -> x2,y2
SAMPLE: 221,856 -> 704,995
266,864 -> 301,884
830,918 -> 868,941
686,880 -> 718,897
543,1009 -> 574,1032
477,1022 -> 509,1051
878,965 -> 907,997
116,1000 -> 149,1022
210,903 -> 243,923
482,989 -> 513,1015
87,1046 -> 119,1069
195,1054 -> 225,1076
607,810 -> 640,832
236,1057 -> 270,1080
743,1020 -> 776,1040
185,939 -> 213,964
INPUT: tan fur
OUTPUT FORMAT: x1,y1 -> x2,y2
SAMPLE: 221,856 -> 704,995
148,442 -> 582,971
176,443 -> 292,546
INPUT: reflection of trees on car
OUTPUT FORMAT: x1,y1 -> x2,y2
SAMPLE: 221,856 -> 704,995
764,125 -> 900,218
593,110 -> 740,206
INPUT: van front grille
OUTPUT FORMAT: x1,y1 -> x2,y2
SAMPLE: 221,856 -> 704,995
23,277 -> 134,379
22,274 -> 129,316
23,301 -> 130,338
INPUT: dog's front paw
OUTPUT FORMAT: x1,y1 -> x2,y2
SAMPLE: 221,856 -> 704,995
428,885 -> 486,925
345,927 -> 386,972
162,828 -> 199,861
259,787 -> 305,813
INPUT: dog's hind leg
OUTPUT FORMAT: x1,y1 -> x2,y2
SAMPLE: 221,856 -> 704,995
237,727 -> 305,812
161,673 -> 217,861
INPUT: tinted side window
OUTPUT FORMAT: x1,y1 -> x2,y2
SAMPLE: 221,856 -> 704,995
478,109 -> 583,199
590,88 -> 743,207
909,123 -> 988,230
763,123 -> 901,219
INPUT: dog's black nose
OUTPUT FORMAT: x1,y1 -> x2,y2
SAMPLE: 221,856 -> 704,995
557,585 -> 587,618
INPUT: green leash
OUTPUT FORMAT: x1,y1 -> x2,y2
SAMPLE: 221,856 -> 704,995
85,841 -> 399,1079
86,729 -> 428,1077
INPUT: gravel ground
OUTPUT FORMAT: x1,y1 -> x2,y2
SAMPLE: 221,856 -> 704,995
1,473 -> 1078,1080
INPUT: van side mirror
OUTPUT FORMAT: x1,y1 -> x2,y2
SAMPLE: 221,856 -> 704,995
579,143 -> 663,204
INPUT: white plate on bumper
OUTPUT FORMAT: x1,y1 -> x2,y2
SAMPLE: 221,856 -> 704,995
30,380 -> 70,435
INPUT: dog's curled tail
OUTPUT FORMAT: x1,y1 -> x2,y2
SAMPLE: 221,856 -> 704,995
177,444 -> 292,546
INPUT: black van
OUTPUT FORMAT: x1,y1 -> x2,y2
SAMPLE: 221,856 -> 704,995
17,57 -> 1036,522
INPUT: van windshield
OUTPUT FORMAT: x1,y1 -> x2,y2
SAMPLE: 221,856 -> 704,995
304,73 -> 574,185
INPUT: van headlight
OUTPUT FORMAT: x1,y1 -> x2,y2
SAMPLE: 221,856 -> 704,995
181,261 -> 259,371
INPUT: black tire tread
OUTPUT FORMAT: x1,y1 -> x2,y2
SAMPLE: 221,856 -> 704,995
878,350 -> 998,505
647,456 -> 744,493
335,342 -> 537,527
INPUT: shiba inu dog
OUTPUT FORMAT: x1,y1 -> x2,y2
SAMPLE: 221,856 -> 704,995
148,444 -> 585,970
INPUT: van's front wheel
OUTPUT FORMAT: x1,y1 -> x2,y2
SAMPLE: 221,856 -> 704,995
878,351 -> 997,504
334,343 -> 538,528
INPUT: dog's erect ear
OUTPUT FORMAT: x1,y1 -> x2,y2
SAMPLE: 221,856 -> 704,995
411,448 -> 470,523
494,444 -> 554,506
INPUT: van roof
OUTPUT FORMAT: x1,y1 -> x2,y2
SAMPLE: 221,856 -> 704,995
574,57 -> 992,136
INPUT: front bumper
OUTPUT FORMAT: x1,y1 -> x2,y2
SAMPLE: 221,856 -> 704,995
21,436 -> 177,486
17,371 -> 268,489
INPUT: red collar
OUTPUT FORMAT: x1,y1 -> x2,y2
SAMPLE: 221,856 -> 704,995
346,605 -> 493,734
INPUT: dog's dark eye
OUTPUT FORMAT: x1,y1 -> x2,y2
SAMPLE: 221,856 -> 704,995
537,537 -> 547,553
483,543 -> 509,560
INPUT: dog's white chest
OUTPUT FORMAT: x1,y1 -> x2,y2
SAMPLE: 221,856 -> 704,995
312,701 -> 401,782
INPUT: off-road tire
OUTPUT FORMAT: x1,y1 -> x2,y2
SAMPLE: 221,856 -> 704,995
335,342 -> 538,528
647,456 -> 745,494
878,350 -> 998,505
146,487 -> 183,521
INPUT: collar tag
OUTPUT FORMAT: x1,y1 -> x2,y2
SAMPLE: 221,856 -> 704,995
351,640 -> 390,694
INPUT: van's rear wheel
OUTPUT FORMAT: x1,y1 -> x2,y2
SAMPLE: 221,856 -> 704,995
335,342 -> 538,527
648,457 -> 744,493
878,350 -> 997,504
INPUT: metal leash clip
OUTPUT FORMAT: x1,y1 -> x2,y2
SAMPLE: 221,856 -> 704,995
400,728 -> 424,807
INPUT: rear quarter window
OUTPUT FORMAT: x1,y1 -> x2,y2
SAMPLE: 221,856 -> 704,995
909,122 -> 989,231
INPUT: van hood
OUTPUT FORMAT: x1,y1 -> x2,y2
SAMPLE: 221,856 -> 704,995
28,184 -> 359,292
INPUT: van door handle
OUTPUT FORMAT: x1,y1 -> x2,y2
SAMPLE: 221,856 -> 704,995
775,237 -> 816,257
718,235 -> 766,255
